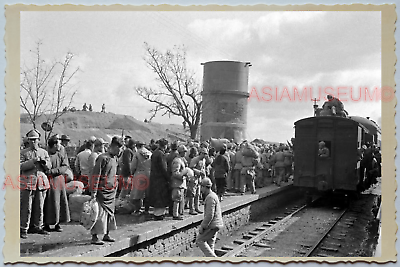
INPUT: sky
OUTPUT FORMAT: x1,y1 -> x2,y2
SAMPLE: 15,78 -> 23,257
20,11 -> 381,143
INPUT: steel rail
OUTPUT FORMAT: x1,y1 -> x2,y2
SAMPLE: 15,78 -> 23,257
304,207 -> 348,257
222,201 -> 313,257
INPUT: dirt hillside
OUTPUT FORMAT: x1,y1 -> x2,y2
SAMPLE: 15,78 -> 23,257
20,111 -> 189,146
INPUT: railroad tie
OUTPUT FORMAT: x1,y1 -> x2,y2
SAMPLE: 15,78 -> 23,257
248,231 -> 259,235
316,253 -> 330,257
255,227 -> 267,231
253,242 -> 271,248
242,235 -> 253,240
293,249 -> 307,255
329,236 -> 344,241
262,237 -> 275,242
321,247 -> 339,252
325,242 -> 342,247
221,246 -> 234,251
263,223 -> 274,227
233,240 -> 245,245
214,249 -> 228,256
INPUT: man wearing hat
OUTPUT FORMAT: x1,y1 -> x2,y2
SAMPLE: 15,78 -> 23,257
60,134 -> 71,148
20,129 -> 52,238
147,138 -> 170,220
170,145 -> 189,220
75,137 -> 95,193
225,143 -> 235,192
21,136 -> 30,149
270,146 -> 285,187
43,135 -> 71,232
322,95 -> 346,117
189,147 -> 208,214
117,138 -> 137,201
129,140 -> 152,215
49,134 -> 69,164
123,135 -> 132,146
361,142 -> 374,189
165,142 -> 179,216
90,136 -> 123,245
212,144 -> 230,201
88,138 -> 107,183
196,177 -> 224,257
318,141 -> 330,158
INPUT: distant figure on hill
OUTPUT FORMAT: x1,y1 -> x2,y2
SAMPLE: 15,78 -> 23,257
89,104 -> 93,112
101,104 -> 106,113
83,103 -> 88,111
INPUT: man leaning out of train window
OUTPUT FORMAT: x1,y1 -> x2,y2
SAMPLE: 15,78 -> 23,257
318,141 -> 330,158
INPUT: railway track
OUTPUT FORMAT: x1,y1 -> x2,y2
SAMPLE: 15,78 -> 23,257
219,199 -> 350,257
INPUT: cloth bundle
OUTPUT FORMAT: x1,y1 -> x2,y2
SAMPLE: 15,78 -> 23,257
80,198 -> 99,230
242,143 -> 259,158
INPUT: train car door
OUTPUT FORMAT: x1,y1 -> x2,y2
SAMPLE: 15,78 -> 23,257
294,119 -> 317,188
315,119 -> 334,191
333,120 -> 359,191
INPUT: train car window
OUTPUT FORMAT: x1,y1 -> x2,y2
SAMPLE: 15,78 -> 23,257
357,127 -> 363,148
318,140 -> 331,158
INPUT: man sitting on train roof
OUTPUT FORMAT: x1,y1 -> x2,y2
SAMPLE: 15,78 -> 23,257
320,95 -> 348,117
318,141 -> 330,158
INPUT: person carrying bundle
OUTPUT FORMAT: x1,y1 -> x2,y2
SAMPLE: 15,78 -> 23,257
211,144 -> 230,201
189,147 -> 208,214
270,146 -> 285,187
170,145 -> 189,220
240,142 -> 259,194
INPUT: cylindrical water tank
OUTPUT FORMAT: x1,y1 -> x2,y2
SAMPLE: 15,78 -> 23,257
200,61 -> 251,143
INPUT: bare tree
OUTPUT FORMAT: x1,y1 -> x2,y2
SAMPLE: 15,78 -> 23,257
20,41 -> 79,142
134,42 -> 202,139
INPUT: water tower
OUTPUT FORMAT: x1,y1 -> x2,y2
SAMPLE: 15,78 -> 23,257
200,61 -> 251,142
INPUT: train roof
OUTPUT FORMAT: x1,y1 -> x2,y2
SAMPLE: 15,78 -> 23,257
295,116 -> 370,133
348,116 -> 381,135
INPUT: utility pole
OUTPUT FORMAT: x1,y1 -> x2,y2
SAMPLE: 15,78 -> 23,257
311,98 -> 320,117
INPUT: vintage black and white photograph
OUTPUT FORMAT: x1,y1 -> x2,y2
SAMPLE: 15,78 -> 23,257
12,6 -> 393,261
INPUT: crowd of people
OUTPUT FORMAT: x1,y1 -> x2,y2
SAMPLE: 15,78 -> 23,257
358,142 -> 382,190
19,127 -> 382,256
19,129 -> 295,253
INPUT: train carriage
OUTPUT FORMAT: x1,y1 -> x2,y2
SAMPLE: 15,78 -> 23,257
293,116 -> 374,194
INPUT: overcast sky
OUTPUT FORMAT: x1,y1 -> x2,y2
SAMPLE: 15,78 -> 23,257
21,11 -> 381,142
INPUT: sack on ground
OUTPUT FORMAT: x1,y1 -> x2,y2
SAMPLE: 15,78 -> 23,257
80,198 -> 99,230
69,194 -> 91,221
66,180 -> 84,195
115,199 -> 135,214
64,168 -> 74,183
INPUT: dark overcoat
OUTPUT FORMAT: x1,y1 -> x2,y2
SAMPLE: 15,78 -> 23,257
147,148 -> 171,208
92,152 -> 118,215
